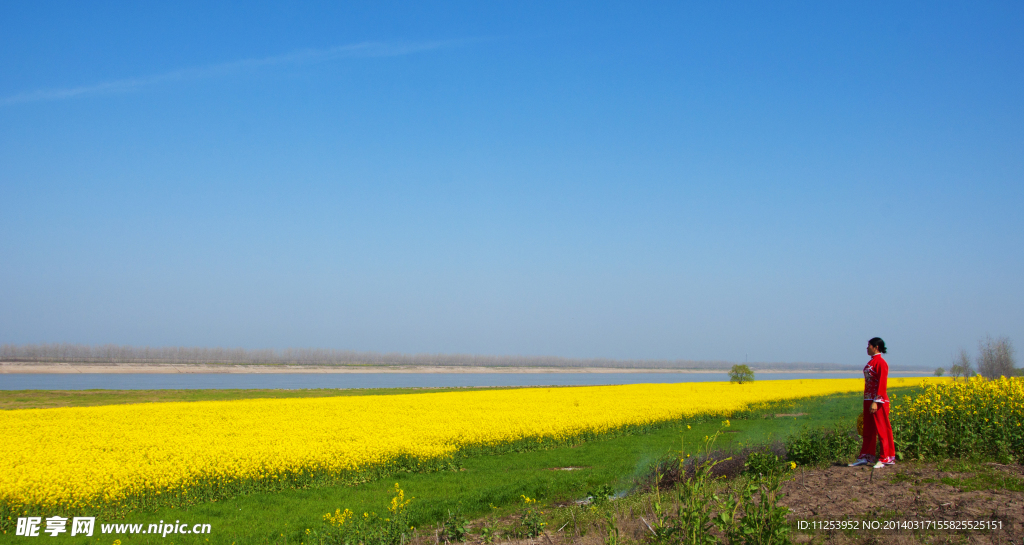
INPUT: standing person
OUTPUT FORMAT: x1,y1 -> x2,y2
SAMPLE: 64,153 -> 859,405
848,337 -> 896,469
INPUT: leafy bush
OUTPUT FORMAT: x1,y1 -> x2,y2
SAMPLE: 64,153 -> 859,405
784,424 -> 859,466
743,448 -> 793,477
586,484 -> 615,506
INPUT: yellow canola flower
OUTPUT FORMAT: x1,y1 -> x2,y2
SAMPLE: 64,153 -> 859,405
388,484 -> 411,513
324,508 -> 354,527
0,378 -> 941,511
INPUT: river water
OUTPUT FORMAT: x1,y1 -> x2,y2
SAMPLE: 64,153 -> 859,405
0,371 -> 927,390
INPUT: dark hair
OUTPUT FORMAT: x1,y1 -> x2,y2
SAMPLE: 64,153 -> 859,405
868,337 -> 887,354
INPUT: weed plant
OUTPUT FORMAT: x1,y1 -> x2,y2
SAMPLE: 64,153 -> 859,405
438,507 -> 470,543
720,475 -> 791,545
552,502 -> 614,540
508,495 -> 546,538
309,483 -> 414,545
587,483 -> 616,505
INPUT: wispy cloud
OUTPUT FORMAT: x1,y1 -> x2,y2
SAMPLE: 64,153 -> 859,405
1,40 -> 459,105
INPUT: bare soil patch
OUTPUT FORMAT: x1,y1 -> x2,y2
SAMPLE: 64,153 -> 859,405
784,462 -> 1023,544
414,462 -> 1023,545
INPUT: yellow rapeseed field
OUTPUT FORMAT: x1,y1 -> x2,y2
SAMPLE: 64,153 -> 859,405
0,378 -> 940,513
891,376 -> 1024,460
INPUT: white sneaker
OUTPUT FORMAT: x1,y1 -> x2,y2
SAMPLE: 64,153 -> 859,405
848,457 -> 870,467
872,461 -> 885,469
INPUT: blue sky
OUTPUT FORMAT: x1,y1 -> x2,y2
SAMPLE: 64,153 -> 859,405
1,2 -> 1022,368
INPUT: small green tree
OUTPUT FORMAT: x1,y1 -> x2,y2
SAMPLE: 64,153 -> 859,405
729,364 -> 755,384
934,367 -> 944,377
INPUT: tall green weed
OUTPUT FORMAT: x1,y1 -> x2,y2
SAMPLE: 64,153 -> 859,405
784,425 -> 859,466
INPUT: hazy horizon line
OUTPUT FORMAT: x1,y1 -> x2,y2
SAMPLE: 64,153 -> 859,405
0,342 -> 916,370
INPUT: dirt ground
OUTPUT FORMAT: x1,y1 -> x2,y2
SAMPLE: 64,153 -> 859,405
784,461 -> 1023,544
415,461 -> 1023,545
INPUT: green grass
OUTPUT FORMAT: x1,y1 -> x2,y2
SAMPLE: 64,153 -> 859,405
0,386 -> 529,410
887,460 -> 1024,492
0,386 -> 927,545
934,460 -> 1024,492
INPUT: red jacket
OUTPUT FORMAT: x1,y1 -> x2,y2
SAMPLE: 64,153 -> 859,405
863,354 -> 889,403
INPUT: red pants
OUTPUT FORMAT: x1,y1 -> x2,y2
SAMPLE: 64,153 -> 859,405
859,400 -> 895,460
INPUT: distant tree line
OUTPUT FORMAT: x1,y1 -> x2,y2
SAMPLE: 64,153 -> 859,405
0,343 -> 860,370
938,336 -> 1020,380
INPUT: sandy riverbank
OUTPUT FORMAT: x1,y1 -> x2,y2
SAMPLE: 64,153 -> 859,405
0,362 -> 870,374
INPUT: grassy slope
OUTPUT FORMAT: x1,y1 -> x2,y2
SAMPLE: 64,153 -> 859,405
0,386 -> 927,545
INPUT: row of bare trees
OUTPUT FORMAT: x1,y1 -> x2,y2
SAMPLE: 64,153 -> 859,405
0,343 -> 854,370
942,336 -> 1019,380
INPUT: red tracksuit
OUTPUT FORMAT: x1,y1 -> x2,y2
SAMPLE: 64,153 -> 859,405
860,353 -> 895,462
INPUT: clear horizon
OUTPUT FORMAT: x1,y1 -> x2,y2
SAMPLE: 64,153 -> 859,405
2,2 -> 1022,369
